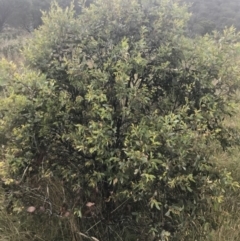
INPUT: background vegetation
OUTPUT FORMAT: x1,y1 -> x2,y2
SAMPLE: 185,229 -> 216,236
1,0 -> 240,241
184,0 -> 240,35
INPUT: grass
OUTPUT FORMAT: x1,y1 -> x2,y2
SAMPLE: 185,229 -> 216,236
206,94 -> 240,241
0,27 -> 30,63
207,148 -> 240,241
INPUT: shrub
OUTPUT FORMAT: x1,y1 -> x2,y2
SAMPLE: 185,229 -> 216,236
1,1 -> 240,240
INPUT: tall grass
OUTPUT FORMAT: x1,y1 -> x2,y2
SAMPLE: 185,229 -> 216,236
0,27 -> 30,63
206,149 -> 240,241
206,95 -> 240,241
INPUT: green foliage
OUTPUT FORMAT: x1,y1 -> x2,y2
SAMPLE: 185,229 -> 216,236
1,1 -> 240,240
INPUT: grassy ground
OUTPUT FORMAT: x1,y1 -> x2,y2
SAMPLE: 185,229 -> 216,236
207,149 -> 240,241
206,97 -> 240,241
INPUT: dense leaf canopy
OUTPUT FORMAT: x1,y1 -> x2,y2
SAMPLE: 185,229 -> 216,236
1,0 -> 240,240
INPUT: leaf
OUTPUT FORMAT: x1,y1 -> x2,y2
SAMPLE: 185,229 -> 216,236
26,206 -> 36,213
113,178 -> 118,186
86,202 -> 95,208
39,206 -> 45,212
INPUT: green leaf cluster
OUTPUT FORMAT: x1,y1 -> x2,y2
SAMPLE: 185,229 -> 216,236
1,1 -> 240,240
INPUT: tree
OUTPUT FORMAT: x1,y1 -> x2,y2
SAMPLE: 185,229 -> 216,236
0,0 -> 81,33
183,0 -> 240,35
10,0 -> 51,32
1,1 -> 240,240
